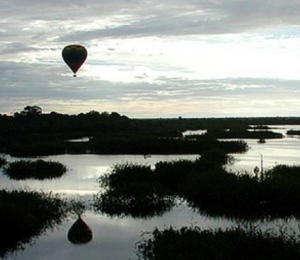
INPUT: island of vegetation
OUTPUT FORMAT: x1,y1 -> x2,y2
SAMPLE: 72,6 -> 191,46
3,159 -> 67,180
94,150 -> 300,219
287,129 -> 300,136
94,152 -> 300,258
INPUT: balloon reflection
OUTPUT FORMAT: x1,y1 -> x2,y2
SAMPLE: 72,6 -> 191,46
67,199 -> 93,245
67,215 -> 93,245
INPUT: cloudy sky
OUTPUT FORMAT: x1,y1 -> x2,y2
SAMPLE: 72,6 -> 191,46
1,0 -> 300,118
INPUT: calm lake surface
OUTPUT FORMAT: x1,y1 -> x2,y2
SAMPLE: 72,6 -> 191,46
1,125 -> 300,259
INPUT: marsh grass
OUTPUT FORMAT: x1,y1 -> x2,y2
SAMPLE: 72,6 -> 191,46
136,225 -> 300,260
261,165 -> 300,217
94,163 -> 175,218
181,164 -> 300,219
4,159 -> 67,180
0,189 -> 68,258
94,150 -> 300,219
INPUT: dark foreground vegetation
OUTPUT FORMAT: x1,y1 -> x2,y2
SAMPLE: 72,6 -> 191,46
1,110 -> 300,257
3,160 -> 67,180
1,110 -> 297,156
0,155 -> 7,167
94,156 -> 300,258
136,226 -> 300,260
94,151 -> 300,219
0,189 -> 68,258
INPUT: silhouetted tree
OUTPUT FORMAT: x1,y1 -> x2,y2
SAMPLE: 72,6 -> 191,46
17,106 -> 42,116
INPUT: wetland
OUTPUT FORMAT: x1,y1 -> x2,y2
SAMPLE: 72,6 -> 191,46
1,112 -> 300,259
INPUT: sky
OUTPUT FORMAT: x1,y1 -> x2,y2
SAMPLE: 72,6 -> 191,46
1,0 -> 300,118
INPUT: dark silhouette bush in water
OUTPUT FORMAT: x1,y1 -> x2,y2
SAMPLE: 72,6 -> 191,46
0,189 -> 68,258
260,165 -> 300,217
94,163 -> 175,218
4,159 -> 67,180
136,226 -> 300,260
94,152 -> 300,220
180,164 -> 300,219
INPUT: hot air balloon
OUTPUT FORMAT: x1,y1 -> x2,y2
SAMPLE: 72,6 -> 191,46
62,45 -> 87,77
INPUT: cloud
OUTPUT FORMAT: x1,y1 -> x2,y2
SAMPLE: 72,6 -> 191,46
3,0 -> 300,44
54,0 -> 300,41
1,0 -> 300,116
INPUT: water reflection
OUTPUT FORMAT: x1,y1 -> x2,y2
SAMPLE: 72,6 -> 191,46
94,189 -> 176,218
67,216 -> 93,245
67,199 -> 93,245
0,190 -> 68,259
93,163 -> 176,218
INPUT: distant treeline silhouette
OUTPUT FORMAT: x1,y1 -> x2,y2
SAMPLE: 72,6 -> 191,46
0,111 -> 298,156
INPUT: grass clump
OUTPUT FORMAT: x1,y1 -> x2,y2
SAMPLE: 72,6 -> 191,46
94,163 -> 175,218
181,164 -> 300,219
4,159 -> 67,180
0,189 -> 68,258
136,226 -> 300,260
261,165 -> 300,217
95,149 -> 300,219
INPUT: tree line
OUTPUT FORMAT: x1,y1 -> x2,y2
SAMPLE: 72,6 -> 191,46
1,109 -> 299,156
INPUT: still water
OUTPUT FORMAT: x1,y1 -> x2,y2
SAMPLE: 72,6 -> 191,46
1,125 -> 300,259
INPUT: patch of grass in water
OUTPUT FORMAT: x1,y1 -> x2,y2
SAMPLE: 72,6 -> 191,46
94,163 -> 175,218
136,225 -> 300,260
94,150 -> 300,220
3,159 -> 67,180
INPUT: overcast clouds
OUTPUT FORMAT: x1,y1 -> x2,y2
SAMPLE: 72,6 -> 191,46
1,0 -> 300,117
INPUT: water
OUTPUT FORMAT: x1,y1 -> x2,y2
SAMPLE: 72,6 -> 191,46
227,125 -> 300,173
1,125 -> 300,259
0,154 -> 199,195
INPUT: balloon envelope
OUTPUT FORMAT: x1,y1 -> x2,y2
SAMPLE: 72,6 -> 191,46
62,45 -> 87,77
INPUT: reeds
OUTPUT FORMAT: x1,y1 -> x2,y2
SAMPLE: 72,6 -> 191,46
94,152 -> 300,220
136,226 -> 300,259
